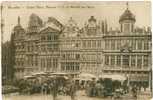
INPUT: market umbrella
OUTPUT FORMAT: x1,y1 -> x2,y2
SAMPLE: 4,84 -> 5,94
32,72 -> 47,76
23,75 -> 36,79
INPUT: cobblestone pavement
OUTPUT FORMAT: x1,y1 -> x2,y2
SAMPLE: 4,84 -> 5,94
3,91 -> 152,100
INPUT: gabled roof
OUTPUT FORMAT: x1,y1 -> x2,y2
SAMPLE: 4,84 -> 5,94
39,26 -> 60,34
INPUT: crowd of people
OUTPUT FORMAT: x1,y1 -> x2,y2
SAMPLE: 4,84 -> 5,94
12,75 -> 145,100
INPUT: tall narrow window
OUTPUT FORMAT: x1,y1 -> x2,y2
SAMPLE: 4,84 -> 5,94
35,56 -> 38,66
105,40 -> 109,50
111,55 -> 115,66
131,55 -> 136,67
47,58 -> 50,70
97,40 -> 101,48
48,35 -> 51,40
137,40 -> 142,50
105,55 -> 109,65
144,40 -> 149,50
83,41 -> 86,48
93,41 -> 96,48
137,55 -> 142,68
132,40 -> 136,50
117,55 -> 121,66
124,23 -> 130,33
144,55 -> 149,67
87,41 -> 91,48
117,40 -> 121,50
111,40 -> 115,50
123,55 -> 129,67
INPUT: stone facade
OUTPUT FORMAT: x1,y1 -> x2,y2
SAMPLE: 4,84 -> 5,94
12,5 -> 151,87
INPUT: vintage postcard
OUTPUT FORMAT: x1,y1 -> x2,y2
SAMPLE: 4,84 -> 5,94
1,1 -> 152,100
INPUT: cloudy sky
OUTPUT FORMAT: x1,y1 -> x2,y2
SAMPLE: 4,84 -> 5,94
2,1 -> 151,42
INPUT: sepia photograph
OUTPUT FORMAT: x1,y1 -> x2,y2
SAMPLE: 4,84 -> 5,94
1,1 -> 152,100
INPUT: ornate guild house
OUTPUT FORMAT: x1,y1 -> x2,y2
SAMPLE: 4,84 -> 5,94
12,4 -> 151,87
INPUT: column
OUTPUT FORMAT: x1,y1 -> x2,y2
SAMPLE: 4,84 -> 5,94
95,40 -> 97,49
43,57 -> 47,71
142,55 -> 144,69
129,55 -> 131,68
136,40 -> 138,50
121,55 -> 123,69
142,40 -> 144,50
114,40 -> 116,50
110,40 -> 111,50
135,55 -> 137,68
109,55 -> 111,66
129,23 -> 132,33
57,59 -> 60,72
115,55 -> 117,67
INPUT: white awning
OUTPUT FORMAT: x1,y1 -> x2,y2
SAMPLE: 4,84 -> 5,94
79,73 -> 96,79
99,74 -> 127,81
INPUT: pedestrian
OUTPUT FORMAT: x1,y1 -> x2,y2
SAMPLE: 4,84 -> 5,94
90,78 -> 96,97
95,81 -> 101,97
52,77 -> 58,100
131,85 -> 137,98
70,80 -> 77,100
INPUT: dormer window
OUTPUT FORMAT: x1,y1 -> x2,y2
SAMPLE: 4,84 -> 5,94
124,23 -> 130,33
119,2 -> 135,33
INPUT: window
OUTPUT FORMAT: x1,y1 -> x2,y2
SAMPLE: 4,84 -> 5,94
97,41 -> 101,48
111,56 -> 115,65
144,55 -> 148,67
76,64 -> 79,71
131,40 -> 136,50
117,55 -> 121,66
137,55 -> 142,68
88,28 -> 96,35
137,40 -> 142,50
87,41 -> 91,48
123,55 -> 129,67
62,54 -> 65,59
82,41 -> 86,48
48,35 -> 51,40
35,56 -> 38,66
27,46 -> 30,52
75,43 -> 79,47
144,40 -> 149,50
93,41 -> 96,48
61,63 -> 65,71
47,58 -> 50,70
54,35 -> 58,40
105,40 -> 109,50
105,55 -> 109,65
31,56 -> 34,66
117,40 -> 121,50
111,40 -> 115,50
124,23 -> 130,33
76,54 -> 80,60
41,36 -> 46,40
131,55 -> 136,67
53,44 -> 58,50
53,58 -> 58,69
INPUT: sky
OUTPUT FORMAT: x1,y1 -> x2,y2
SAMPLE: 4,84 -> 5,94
1,1 -> 151,42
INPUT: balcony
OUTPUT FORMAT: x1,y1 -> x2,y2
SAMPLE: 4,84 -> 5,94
102,66 -> 149,72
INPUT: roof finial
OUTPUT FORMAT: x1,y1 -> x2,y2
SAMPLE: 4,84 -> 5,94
70,17 -> 73,20
18,16 -> 20,26
126,2 -> 129,10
